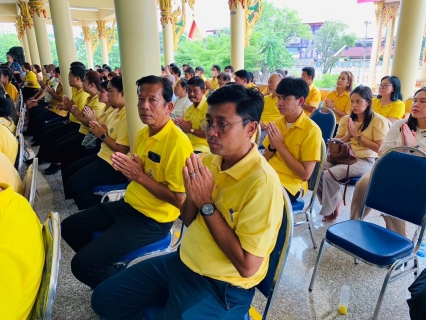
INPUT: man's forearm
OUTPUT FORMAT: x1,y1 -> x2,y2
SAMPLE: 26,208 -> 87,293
192,129 -> 206,138
180,198 -> 198,227
276,144 -> 309,181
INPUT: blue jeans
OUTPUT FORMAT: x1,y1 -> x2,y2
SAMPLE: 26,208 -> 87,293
91,251 -> 255,320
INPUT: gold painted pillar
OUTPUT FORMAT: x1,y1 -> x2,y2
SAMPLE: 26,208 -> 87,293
48,0 -> 77,97
19,1 -> 40,66
82,26 -> 94,69
15,15 -> 31,63
114,0 -> 162,147
392,0 -> 426,99
421,28 -> 426,87
368,1 -> 384,90
382,17 -> 396,78
28,0 -> 52,66
229,0 -> 245,71
96,20 -> 109,66
159,0 -> 174,66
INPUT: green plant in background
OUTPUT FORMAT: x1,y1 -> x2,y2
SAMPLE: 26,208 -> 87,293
313,73 -> 339,89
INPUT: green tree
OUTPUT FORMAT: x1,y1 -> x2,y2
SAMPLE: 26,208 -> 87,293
0,32 -> 21,63
314,21 -> 356,74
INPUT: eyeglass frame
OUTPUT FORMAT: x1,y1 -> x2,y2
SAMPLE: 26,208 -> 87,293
200,118 -> 252,134
379,83 -> 393,89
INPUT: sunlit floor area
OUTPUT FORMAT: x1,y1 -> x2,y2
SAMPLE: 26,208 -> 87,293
28,140 -> 422,320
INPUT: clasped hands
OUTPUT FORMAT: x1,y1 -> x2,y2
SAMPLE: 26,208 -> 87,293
401,123 -> 417,147
174,117 -> 193,133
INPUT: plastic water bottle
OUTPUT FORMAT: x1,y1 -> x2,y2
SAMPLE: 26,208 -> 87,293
338,285 -> 350,315
417,242 -> 426,257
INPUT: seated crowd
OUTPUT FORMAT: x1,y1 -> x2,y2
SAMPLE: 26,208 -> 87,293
1,53 -> 424,319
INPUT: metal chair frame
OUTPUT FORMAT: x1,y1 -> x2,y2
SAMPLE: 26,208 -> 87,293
23,157 -> 38,207
309,146 -> 426,320
16,133 -> 25,176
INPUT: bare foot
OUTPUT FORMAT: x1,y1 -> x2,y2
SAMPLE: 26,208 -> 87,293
322,212 -> 337,223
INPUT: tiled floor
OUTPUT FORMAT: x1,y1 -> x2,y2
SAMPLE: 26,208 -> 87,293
28,142 -> 422,320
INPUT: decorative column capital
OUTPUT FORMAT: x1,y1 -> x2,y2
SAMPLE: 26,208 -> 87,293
82,26 -> 91,42
159,0 -> 173,25
18,1 -> 34,29
245,0 -> 262,47
229,0 -> 247,10
96,20 -> 107,38
15,15 -> 26,40
28,0 -> 46,18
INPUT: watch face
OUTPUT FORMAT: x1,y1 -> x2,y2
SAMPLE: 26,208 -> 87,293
201,203 -> 215,216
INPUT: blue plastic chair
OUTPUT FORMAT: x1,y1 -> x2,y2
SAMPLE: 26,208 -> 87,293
309,107 -> 336,144
141,187 -> 294,320
309,146 -> 426,320
292,139 -> 326,249
91,183 -> 129,203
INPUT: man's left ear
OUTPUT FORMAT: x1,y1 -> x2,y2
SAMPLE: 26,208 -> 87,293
247,121 -> 258,138
298,97 -> 305,107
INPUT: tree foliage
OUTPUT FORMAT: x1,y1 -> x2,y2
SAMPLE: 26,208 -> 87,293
0,32 -> 20,63
314,20 -> 356,74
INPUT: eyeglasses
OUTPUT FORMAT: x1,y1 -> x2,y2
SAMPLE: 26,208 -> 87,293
200,119 -> 251,134
379,83 -> 392,89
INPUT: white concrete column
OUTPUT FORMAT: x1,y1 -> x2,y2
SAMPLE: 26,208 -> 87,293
159,0 -> 174,66
29,1 -> 52,66
22,33 -> 32,63
48,0 -> 77,97
82,26 -> 94,69
96,20 -> 109,66
382,17 -> 396,78
230,0 -> 245,71
421,47 -> 426,87
392,0 -> 426,99
25,25 -> 40,66
114,0 -> 161,148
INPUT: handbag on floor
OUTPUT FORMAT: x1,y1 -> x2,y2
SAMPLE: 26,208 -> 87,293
407,267 -> 426,319
326,139 -> 357,205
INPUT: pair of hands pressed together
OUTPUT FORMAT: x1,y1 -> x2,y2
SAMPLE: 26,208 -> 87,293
266,122 -> 284,150
174,117 -> 193,133
401,123 -> 417,147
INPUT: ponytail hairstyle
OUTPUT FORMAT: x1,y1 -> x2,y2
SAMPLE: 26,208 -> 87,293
406,87 -> 426,131
0,67 -> 19,90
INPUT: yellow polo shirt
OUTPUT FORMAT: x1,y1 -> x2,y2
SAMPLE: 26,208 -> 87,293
0,117 -> 16,135
263,112 -> 322,196
69,88 -> 90,124
5,82 -> 18,103
0,183 -> 44,320
180,145 -> 283,289
372,98 -> 405,120
337,114 -> 389,158
184,96 -> 209,153
261,94 -> 281,125
325,90 -> 351,122
78,94 -> 105,135
304,83 -> 321,115
24,71 -> 40,89
124,119 -> 193,223
246,83 -> 259,90
210,77 -> 219,90
0,125 -> 18,164
0,152 -> 22,194
98,107 -> 129,165
49,82 -> 67,117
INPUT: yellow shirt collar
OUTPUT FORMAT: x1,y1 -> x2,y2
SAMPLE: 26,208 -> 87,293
282,111 -> 310,130
210,144 -> 260,181
0,183 -> 14,206
148,118 -> 174,141
194,95 -> 208,109
333,89 -> 350,97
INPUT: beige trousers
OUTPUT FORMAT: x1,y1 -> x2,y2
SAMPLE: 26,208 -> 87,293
350,170 -> 407,237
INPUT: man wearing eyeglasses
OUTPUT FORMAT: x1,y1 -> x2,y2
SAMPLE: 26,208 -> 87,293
175,76 -> 210,153
92,84 -> 284,319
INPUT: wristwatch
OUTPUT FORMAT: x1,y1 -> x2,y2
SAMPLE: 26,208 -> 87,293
268,144 -> 277,152
200,203 -> 216,216
190,128 -> 195,133
357,135 -> 362,141
100,133 -> 108,141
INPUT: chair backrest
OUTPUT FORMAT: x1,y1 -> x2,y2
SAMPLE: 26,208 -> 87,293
256,187 -> 294,318
29,211 -> 61,320
15,133 -> 24,175
310,107 -> 336,143
363,147 -> 426,227
23,157 -> 38,207
308,138 -> 326,192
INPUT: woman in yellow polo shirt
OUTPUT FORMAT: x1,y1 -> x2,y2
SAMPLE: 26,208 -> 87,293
372,75 -> 405,124
0,95 -> 17,134
62,76 -> 130,210
318,85 -> 389,223
324,71 -> 353,135
1,68 -> 19,103
20,62 -> 40,102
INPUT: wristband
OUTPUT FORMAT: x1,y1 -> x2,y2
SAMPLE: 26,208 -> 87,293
268,144 -> 277,152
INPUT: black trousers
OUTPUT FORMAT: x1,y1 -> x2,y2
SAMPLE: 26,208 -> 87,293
52,131 -> 85,163
33,109 -> 64,141
22,87 -> 39,102
37,121 -> 80,162
61,199 -> 174,289
60,138 -> 101,174
63,154 -> 128,209
27,104 -> 47,134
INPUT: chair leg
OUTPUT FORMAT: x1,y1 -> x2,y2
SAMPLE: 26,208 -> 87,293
414,256 -> 419,277
372,266 -> 394,320
305,210 -> 317,249
309,238 -> 327,291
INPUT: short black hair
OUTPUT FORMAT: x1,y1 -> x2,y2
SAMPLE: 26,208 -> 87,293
55,67 -> 60,74
380,76 -> 403,101
170,66 -> 181,77
183,64 -> 191,68
161,65 -> 165,72
70,61 -> 86,68
302,67 -> 315,80
0,95 -> 14,122
212,64 -> 221,72
169,63 -> 178,69
136,75 -> 173,103
248,71 -> 254,82
69,65 -> 87,81
195,66 -> 204,73
187,76 -> 205,90
184,67 -> 195,77
234,69 -> 250,83
109,76 -> 123,92
224,65 -> 234,73
276,77 -> 309,100
207,83 -> 264,123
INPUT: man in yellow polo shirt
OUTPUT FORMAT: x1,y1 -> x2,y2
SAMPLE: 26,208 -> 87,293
61,75 -> 193,289
175,76 -> 209,153
301,67 -> 321,115
0,182 -> 44,320
234,69 -> 250,87
209,64 -> 221,90
0,124 -> 18,164
263,77 -> 322,202
195,66 -> 206,81
92,83 -> 284,320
